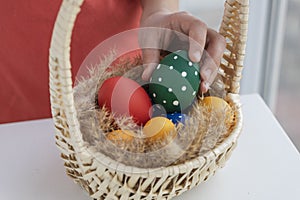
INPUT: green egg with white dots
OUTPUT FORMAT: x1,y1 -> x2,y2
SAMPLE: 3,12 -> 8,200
149,50 -> 201,113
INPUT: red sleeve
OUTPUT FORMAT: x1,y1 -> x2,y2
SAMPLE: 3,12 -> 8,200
0,0 -> 142,123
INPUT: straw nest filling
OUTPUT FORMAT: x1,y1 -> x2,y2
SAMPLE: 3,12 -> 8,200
73,52 -> 238,169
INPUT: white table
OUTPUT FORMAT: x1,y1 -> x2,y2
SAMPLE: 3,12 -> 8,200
0,94 -> 299,200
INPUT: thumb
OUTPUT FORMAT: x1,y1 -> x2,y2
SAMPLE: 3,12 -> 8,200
141,49 -> 161,81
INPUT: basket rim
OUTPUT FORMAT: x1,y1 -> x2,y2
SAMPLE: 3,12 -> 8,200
80,93 -> 242,176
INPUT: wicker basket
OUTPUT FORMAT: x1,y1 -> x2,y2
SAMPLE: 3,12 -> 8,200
49,0 -> 249,199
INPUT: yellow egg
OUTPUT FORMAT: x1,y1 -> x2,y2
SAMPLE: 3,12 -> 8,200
142,117 -> 176,141
106,130 -> 135,143
200,96 -> 234,126
201,96 -> 230,111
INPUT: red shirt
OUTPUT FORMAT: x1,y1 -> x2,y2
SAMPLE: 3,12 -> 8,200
0,0 -> 142,123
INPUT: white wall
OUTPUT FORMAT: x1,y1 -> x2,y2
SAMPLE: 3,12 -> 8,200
179,0 -> 224,30
241,0 -> 270,95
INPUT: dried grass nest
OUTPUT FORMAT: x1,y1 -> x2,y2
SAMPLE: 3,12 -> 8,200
73,52 -> 238,169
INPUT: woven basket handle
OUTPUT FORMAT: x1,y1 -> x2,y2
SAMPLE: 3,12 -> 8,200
49,0 -> 248,144
219,0 -> 249,94
49,0 -> 85,144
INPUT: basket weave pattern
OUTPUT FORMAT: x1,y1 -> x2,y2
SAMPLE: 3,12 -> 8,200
49,0 -> 248,199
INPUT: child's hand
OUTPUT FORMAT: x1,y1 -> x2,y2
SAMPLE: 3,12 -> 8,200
139,9 -> 226,93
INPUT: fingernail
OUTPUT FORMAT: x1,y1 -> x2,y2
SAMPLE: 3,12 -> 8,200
142,70 -> 149,81
204,82 -> 211,90
192,51 -> 201,62
201,81 -> 211,93
142,64 -> 154,81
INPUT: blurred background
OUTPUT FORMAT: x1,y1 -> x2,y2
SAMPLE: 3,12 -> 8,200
181,0 -> 300,151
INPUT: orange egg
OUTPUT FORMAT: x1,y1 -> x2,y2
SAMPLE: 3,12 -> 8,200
142,117 -> 176,142
106,130 -> 135,143
200,96 -> 234,126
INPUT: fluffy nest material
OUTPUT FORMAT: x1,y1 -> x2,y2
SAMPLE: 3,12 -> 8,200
73,52 -> 238,169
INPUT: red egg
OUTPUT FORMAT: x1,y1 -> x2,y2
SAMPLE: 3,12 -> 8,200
98,76 -> 152,125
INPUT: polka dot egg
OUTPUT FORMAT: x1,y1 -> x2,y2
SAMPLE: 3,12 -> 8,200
149,50 -> 201,113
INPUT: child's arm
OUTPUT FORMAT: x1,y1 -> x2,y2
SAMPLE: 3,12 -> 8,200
140,0 -> 226,93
